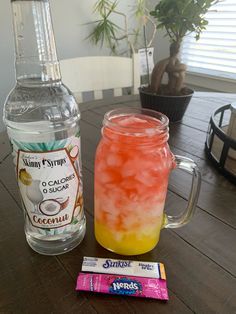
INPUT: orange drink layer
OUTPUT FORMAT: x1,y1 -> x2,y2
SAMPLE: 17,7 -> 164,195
94,112 -> 173,255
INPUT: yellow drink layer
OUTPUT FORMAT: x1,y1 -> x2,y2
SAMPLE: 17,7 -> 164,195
95,219 -> 162,255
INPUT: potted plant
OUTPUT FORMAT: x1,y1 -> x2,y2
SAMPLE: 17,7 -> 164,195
139,0 -> 219,122
87,0 -> 156,56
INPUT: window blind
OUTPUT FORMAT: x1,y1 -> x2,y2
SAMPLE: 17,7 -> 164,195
181,0 -> 236,80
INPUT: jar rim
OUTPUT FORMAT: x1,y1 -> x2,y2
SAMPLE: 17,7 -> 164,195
103,108 -> 169,136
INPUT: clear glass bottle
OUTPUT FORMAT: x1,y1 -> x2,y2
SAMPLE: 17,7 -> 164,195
3,0 -> 86,255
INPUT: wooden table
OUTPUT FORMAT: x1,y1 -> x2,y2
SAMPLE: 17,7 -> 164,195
0,92 -> 236,313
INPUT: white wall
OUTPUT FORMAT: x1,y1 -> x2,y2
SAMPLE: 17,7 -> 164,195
51,0 -> 116,59
0,0 -> 137,131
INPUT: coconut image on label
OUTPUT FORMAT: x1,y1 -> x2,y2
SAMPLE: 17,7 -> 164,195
39,197 -> 70,216
69,145 -> 79,162
39,199 -> 61,216
74,205 -> 83,219
73,193 -> 83,219
57,197 -> 69,210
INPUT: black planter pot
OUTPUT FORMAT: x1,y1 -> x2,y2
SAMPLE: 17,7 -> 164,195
139,87 -> 194,122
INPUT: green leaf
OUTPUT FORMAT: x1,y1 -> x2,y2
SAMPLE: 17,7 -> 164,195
72,218 -> 79,225
149,0 -> 219,42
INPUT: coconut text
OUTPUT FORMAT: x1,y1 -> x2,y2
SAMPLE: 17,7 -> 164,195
33,213 -> 69,225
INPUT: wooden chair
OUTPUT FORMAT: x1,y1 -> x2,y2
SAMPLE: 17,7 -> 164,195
60,55 -> 140,103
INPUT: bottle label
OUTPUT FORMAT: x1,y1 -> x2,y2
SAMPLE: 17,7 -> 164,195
11,134 -> 83,229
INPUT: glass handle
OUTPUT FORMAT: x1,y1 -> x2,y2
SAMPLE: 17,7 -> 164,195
164,155 -> 201,229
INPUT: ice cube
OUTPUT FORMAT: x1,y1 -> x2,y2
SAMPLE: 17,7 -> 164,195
121,159 -> 139,177
110,144 -> 119,153
145,128 -> 157,136
135,171 -> 156,187
99,171 -> 113,184
118,116 -> 147,127
113,232 -> 124,242
128,192 -> 139,202
139,225 -> 157,237
106,154 -> 122,167
122,215 -> 139,230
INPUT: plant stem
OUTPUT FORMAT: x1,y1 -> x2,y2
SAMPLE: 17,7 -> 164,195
143,25 -> 150,85
146,16 -> 157,47
113,9 -> 135,54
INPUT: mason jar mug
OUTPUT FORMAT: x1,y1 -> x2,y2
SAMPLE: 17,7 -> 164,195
94,108 -> 201,255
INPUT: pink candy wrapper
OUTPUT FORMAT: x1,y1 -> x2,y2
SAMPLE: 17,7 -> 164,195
76,272 -> 169,300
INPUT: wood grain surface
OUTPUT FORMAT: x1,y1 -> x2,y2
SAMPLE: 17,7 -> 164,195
0,92 -> 236,314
